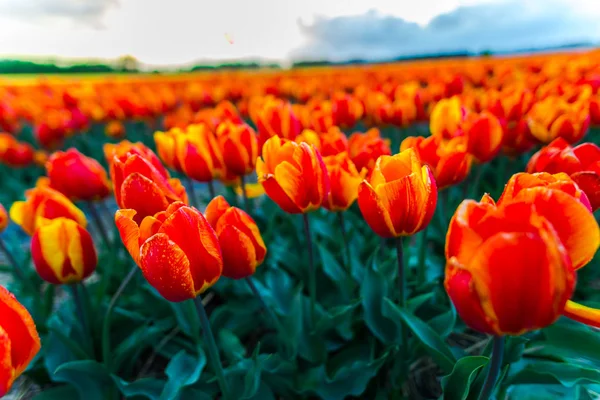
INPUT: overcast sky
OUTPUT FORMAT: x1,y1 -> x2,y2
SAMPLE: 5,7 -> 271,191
0,0 -> 598,67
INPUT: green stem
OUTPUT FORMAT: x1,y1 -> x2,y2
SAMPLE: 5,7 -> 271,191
337,212 -> 352,272
240,175 -> 251,213
208,180 -> 216,199
70,283 -> 93,357
88,201 -> 111,250
478,336 -> 505,400
417,226 -> 429,285
396,236 -> 409,376
194,296 -> 230,400
302,213 -> 317,326
186,176 -> 198,208
245,277 -> 284,335
102,265 -> 138,368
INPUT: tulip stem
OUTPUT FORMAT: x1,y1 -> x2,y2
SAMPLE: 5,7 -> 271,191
208,180 -> 216,199
185,177 -> 198,208
88,201 -> 111,250
478,335 -> 505,400
240,175 -> 251,213
194,295 -> 230,400
337,213 -> 351,272
102,264 -> 138,368
245,277 -> 284,335
417,226 -> 428,285
396,236 -> 409,375
303,213 -> 317,326
70,283 -> 93,357
0,237 -> 26,282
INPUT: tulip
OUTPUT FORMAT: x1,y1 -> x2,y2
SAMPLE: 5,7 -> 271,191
0,286 -> 41,397
320,127 -> 349,157
46,148 -> 111,201
215,120 -> 258,177
445,194 -> 576,335
464,111 -> 504,163
31,217 -> 97,284
0,204 -> 7,233
104,141 -> 167,177
105,120 -> 125,138
430,97 -> 466,139
205,196 -> 266,279
401,135 -> 472,190
255,98 -> 302,146
527,138 -> 600,211
502,119 -> 536,156
348,128 -> 391,173
0,133 -> 34,167
323,152 -> 365,212
295,129 -> 321,150
256,136 -> 330,214
331,92 -> 364,128
10,186 -> 87,236
110,150 -> 188,222
528,97 -> 590,144
357,148 -> 437,238
115,202 -> 222,302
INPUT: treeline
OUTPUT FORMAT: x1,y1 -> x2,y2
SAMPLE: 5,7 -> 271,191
0,59 -> 133,74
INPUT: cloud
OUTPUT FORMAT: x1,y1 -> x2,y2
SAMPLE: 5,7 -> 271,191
290,0 -> 600,62
0,0 -> 119,28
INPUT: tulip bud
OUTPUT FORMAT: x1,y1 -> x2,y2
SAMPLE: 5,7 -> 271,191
358,148 -> 437,238
0,286 -> 41,397
46,148 -> 111,201
215,121 -> 259,177
31,217 -> 97,284
0,133 -> 35,167
348,128 -> 391,173
205,196 -> 267,279
256,136 -> 330,214
115,202 -> 223,302
10,186 -> 87,236
464,111 -> 504,163
323,153 -> 365,211
430,97 -> 466,139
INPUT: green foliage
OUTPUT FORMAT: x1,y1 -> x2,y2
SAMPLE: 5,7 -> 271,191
2,124 -> 600,399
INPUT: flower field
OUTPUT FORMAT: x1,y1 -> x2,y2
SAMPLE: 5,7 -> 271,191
0,50 -> 599,399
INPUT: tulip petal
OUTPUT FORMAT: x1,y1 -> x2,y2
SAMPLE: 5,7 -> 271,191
219,225 -> 257,279
140,233 -> 196,302
572,171 -> 600,211
0,326 -> 12,397
260,175 -> 302,214
205,196 -> 231,228
563,300 -> 600,328
120,173 -> 171,221
357,181 -> 396,237
115,209 -> 142,265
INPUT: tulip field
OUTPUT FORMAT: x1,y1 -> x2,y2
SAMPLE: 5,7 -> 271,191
0,50 -> 600,400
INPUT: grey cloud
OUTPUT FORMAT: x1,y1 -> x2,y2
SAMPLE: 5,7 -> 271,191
291,0 -> 600,62
0,0 -> 119,28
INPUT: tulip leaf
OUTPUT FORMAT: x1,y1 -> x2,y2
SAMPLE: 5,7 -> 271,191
170,300 -> 200,339
382,298 -> 456,373
428,303 -> 457,338
542,318 -> 600,363
160,349 -> 206,400
32,385 -> 79,400
112,376 -> 165,399
218,329 -> 247,363
53,360 -> 117,400
441,356 -> 489,400
507,360 -> 600,387
407,292 -> 435,313
504,385 -> 583,400
317,243 -> 352,299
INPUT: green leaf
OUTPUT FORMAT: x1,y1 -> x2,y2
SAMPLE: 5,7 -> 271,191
170,300 -> 200,339
542,318 -> 600,363
441,356 -> 488,400
361,256 -> 399,344
317,244 -> 352,298
407,293 -> 434,313
315,301 -> 360,340
242,346 -> 263,399
112,376 -> 165,399
505,384 -> 580,399
383,299 -> 456,373
53,360 -> 116,400
160,350 -> 206,400
112,320 -> 171,372
32,385 -> 79,400
428,304 -> 457,338
218,329 -> 246,363
507,360 -> 600,387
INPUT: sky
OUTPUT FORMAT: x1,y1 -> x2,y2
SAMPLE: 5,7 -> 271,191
0,0 -> 599,68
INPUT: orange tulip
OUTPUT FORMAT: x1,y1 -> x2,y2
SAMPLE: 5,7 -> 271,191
464,111 -> 504,163
502,119 -> 536,156
110,149 -> 188,222
103,141 -> 166,177
357,148 -> 437,238
0,133 -> 34,167
331,92 -> 364,128
348,128 -> 391,173
320,127 -> 349,157
46,148 -> 111,201
115,202 -> 222,302
528,97 -> 590,144
154,124 -> 224,182
255,98 -> 302,145
31,217 -> 97,284
295,129 -> 321,150
0,204 -> 7,233
401,135 -> 472,190
256,136 -> 330,214
10,186 -> 87,236
323,152 -> 366,212
527,138 -> 600,211
430,97 -> 466,139
445,194 -> 575,335
0,286 -> 41,397
105,120 -> 125,138
205,196 -> 267,279
215,120 -> 258,177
